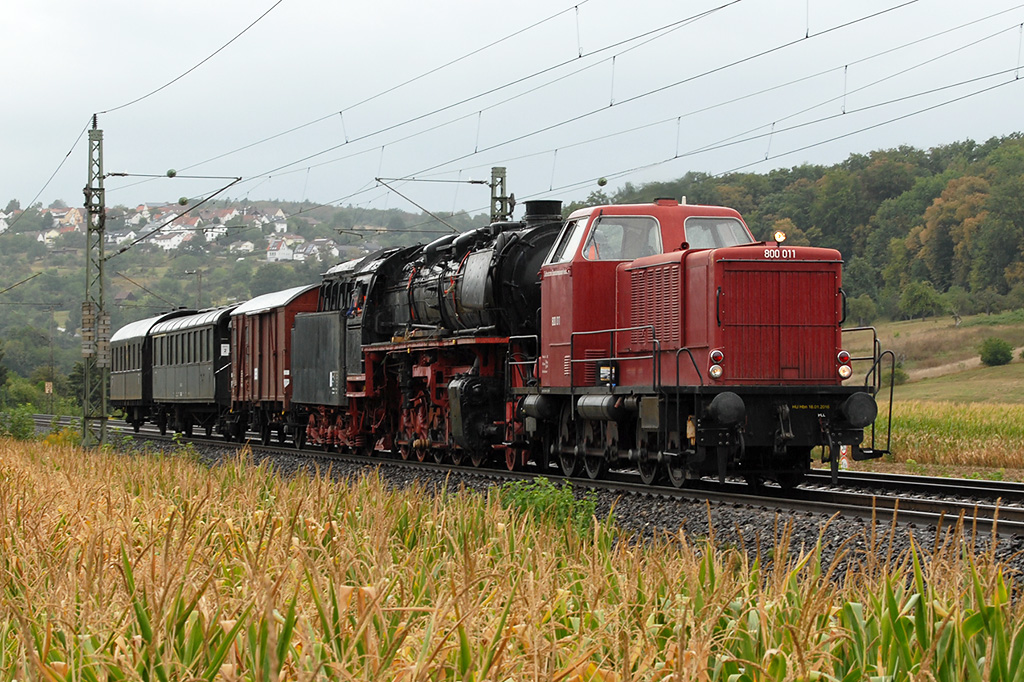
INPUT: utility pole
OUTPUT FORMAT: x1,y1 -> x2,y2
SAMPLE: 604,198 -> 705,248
185,269 -> 203,308
490,167 -> 514,223
82,115 -> 110,447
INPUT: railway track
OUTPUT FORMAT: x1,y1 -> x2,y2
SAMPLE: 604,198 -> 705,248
38,414 -> 1024,537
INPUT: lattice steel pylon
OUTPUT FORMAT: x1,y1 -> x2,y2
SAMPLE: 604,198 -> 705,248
490,166 -> 512,223
82,117 -> 110,447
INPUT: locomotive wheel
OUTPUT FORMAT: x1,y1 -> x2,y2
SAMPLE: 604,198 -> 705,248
637,455 -> 662,486
415,446 -> 428,463
666,456 -> 688,488
558,450 -> 582,478
470,450 -> 490,468
505,447 -> 524,472
432,448 -> 445,464
556,407 -> 582,477
584,453 -> 608,480
450,448 -> 464,466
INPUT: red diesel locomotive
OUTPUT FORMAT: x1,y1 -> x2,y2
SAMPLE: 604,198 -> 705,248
111,197 -> 889,488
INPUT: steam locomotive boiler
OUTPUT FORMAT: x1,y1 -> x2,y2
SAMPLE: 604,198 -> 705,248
288,199 -> 566,460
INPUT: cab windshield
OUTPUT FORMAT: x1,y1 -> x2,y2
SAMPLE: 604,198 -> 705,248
683,217 -> 753,249
582,216 -> 661,260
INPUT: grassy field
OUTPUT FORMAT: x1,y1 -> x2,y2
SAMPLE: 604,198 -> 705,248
837,311 -> 1024,477
1,439 -> 1023,680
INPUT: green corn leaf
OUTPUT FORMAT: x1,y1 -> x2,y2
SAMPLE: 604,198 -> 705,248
201,604 -> 252,681
275,595 -> 299,674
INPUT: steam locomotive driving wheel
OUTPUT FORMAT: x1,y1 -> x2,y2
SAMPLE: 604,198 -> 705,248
636,431 -> 663,485
556,405 -> 582,477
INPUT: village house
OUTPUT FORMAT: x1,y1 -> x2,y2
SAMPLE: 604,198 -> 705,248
266,239 -> 294,262
203,224 -> 229,241
229,240 -> 255,254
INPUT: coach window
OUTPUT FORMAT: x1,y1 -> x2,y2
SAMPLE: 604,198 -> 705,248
582,216 -> 661,261
546,218 -> 589,264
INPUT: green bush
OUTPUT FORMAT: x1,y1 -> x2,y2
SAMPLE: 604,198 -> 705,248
499,477 -> 599,537
979,336 -> 1013,366
0,406 -> 36,440
881,363 -> 909,386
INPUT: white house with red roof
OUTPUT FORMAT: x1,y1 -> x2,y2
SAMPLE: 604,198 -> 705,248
266,239 -> 294,262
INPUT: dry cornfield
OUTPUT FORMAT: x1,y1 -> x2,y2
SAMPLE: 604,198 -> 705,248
876,401 -> 1024,469
1,438 -> 1023,681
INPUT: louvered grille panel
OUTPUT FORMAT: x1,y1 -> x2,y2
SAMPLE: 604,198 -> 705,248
582,349 -> 603,385
629,264 -> 681,349
722,267 -> 835,382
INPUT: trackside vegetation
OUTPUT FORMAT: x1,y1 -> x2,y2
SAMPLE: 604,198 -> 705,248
2,439 -> 1024,680
877,401 -> 1024,469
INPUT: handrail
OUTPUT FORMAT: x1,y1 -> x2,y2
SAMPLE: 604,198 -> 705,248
505,334 -> 540,393
842,325 -> 882,391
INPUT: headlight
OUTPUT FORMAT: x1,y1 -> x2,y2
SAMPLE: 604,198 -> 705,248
709,364 -> 724,379
838,365 -> 853,379
773,230 -> 787,243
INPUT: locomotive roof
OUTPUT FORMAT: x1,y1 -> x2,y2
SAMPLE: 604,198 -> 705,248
110,310 -> 194,344
150,305 -> 237,335
230,284 -> 317,317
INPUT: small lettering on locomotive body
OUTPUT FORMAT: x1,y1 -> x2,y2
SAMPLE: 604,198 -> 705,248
791,404 -> 829,410
764,248 -> 797,259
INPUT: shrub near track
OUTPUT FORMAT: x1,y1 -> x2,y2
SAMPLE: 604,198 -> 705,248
877,401 -> 1024,468
2,439 -> 1024,680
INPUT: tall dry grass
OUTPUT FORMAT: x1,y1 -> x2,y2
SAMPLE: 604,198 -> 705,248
1,438 -> 1023,680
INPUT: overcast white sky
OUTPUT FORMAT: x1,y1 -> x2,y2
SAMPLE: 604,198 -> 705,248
4,0 -> 1024,218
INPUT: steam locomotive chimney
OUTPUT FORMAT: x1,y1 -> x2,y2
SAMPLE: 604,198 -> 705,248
523,200 -> 562,224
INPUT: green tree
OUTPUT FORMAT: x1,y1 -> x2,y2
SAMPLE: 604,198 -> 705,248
915,176 -> 988,291
941,285 -> 972,322
809,170 -> 870,255
0,342 -> 8,389
846,294 -> 877,327
898,280 -> 942,320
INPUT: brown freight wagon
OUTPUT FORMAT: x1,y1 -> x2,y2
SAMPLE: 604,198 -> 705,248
228,284 -> 319,443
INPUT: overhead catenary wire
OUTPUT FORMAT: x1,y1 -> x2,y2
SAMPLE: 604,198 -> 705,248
236,3 -> 1024,194
97,0 -> 286,115
238,0 -> 942,221
112,0 -> 744,194
4,118 -> 91,232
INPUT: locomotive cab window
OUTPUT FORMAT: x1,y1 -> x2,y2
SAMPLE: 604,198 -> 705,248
682,217 -> 753,250
582,216 -> 661,261
546,218 -> 588,264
